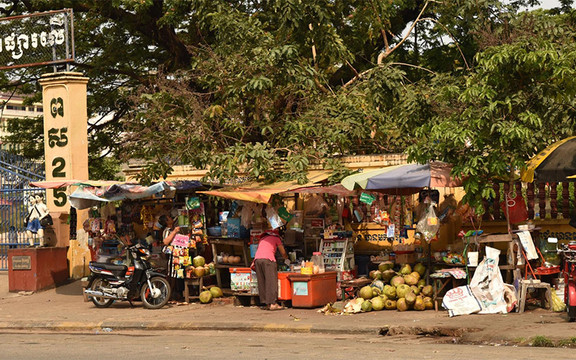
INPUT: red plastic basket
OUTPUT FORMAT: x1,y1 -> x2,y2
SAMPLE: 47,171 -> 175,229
534,265 -> 561,275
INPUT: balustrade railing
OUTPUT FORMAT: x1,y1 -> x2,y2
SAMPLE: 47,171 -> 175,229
484,182 -> 576,221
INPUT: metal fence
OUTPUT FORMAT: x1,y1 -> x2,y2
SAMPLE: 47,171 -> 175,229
0,150 -> 44,270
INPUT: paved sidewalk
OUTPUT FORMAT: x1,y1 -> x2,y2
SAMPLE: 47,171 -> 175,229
1,272 -> 574,344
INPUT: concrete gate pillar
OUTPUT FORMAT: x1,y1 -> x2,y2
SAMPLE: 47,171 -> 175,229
39,72 -> 90,278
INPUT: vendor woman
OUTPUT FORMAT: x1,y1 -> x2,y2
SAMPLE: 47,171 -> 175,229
162,215 -> 185,301
252,225 -> 289,310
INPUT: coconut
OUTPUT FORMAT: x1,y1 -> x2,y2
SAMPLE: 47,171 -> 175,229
417,279 -> 426,288
379,294 -> 388,303
234,256 -> 242,263
403,274 -> 418,286
410,271 -> 421,282
378,261 -> 394,272
383,285 -> 396,299
194,266 -> 206,277
413,295 -> 425,311
384,299 -> 397,310
396,298 -> 408,311
369,270 -> 382,280
399,263 -> 412,275
391,276 -> 405,287
193,255 -> 206,267
381,269 -> 396,283
371,287 -> 381,297
423,296 -> 434,310
405,291 -> 416,306
371,279 -> 384,291
410,285 -> 421,296
209,286 -> 223,298
422,285 -> 433,297
361,300 -> 373,312
414,262 -> 426,277
396,284 -> 410,298
199,290 -> 213,304
371,296 -> 385,311
359,285 -> 374,300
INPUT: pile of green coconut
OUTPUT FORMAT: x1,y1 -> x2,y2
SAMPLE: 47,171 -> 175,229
344,262 -> 434,313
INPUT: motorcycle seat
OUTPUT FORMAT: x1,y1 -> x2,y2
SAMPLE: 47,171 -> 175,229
89,261 -> 128,272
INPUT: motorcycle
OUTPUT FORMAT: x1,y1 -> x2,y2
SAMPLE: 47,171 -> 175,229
84,243 -> 171,309
554,240 -> 576,321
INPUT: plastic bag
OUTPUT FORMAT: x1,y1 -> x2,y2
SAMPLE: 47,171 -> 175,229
500,191 -> 528,225
442,285 -> 482,317
239,201 -> 259,228
438,194 -> 458,223
551,291 -> 566,312
503,284 -> 518,313
265,206 -> 284,229
469,247 -> 508,314
304,195 -> 329,216
416,203 -> 440,242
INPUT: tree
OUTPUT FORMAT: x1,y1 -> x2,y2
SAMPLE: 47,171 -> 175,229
405,8 -> 576,211
0,0 -> 573,200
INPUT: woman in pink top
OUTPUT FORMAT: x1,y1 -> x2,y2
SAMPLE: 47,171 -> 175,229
253,228 -> 288,310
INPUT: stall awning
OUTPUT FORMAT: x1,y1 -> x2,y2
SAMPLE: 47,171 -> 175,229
341,162 -> 462,194
198,170 -> 332,203
31,180 -> 179,209
30,180 -> 122,189
68,181 -> 175,209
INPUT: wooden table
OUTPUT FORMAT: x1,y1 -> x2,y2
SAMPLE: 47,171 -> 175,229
431,271 -> 467,311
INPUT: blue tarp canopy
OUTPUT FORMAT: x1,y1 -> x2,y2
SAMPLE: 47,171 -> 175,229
69,181 -> 176,209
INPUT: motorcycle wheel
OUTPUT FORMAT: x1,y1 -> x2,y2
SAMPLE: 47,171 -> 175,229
140,276 -> 171,309
90,278 -> 114,308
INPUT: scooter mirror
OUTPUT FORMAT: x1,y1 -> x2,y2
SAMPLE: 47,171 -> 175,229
547,237 -> 558,244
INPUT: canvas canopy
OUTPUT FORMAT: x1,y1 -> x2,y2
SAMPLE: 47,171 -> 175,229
199,170 -> 332,203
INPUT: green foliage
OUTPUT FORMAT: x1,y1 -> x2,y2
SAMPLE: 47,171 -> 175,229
0,0 -> 575,207
531,335 -> 555,347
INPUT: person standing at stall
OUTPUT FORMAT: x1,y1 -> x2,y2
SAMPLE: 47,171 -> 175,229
253,227 -> 289,310
162,215 -> 185,301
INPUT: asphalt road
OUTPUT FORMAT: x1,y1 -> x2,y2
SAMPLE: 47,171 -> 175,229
1,330 -> 575,360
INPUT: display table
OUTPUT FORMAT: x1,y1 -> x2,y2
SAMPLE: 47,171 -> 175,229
8,247 -> 68,292
430,268 -> 467,311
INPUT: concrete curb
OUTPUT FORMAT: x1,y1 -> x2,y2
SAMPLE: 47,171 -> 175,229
0,320 -> 479,338
0,320 -> 385,334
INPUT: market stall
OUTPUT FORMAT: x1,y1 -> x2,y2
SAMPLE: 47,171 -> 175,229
30,180 -> 221,301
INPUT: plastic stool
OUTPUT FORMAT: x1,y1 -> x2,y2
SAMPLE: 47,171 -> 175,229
517,279 -> 551,313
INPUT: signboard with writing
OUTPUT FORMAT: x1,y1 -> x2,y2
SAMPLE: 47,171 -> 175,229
0,9 -> 74,70
171,234 -> 190,248
359,192 -> 376,205
12,255 -> 31,270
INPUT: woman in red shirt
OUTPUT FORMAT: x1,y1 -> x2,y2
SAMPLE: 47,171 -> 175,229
253,227 -> 289,310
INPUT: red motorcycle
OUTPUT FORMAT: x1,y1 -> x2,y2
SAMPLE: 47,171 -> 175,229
557,241 -> 576,321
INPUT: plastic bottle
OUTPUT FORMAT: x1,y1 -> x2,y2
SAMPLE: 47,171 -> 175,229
311,251 -> 325,274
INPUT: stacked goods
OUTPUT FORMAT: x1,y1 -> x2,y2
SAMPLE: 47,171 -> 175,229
355,262 -> 434,312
